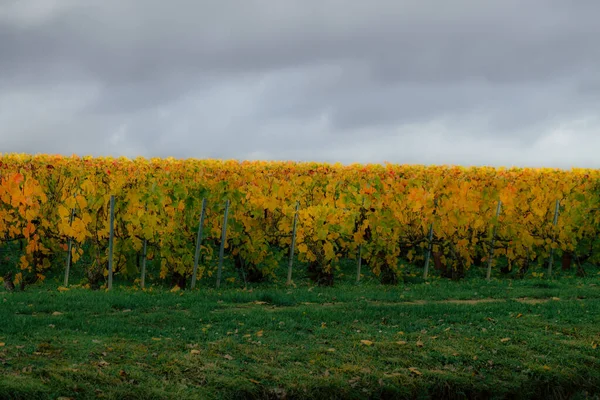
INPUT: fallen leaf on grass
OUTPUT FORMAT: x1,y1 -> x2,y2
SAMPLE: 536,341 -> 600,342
249,379 -> 260,384
543,365 -> 551,371
97,360 -> 109,367
592,342 -> 597,349
151,338 -> 161,341
552,297 -> 560,301
119,369 -> 128,377
57,286 -> 69,292
408,367 -> 422,375
348,376 -> 361,385
223,354 -> 234,360
396,341 -> 407,345
360,340 -> 374,346
416,340 -> 424,348
190,350 -> 201,355
384,372 -> 403,378
0,342 -> 5,347
500,338 -> 511,343
326,348 -> 336,352
52,311 -> 63,316
253,301 -> 268,305
516,313 -> 523,318
256,330 -> 264,337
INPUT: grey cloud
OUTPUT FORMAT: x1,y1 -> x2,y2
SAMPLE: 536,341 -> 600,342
1,0 -> 600,167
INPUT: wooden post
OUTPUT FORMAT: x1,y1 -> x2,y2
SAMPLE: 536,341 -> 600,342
356,197 -> 365,284
140,203 -> 149,289
286,201 -> 299,286
423,223 -> 434,279
191,198 -> 207,289
547,199 -> 560,277
64,206 -> 75,287
108,195 -> 115,290
486,200 -> 502,281
356,244 -> 363,284
140,238 -> 148,288
216,199 -> 230,289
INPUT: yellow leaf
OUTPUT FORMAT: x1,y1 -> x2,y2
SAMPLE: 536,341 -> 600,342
323,241 -> 335,260
223,354 -> 234,360
256,330 -> 264,337
408,367 -> 422,375
416,340 -> 424,347
170,285 -> 181,292
543,365 -> 551,371
500,338 -> 510,343
360,340 -> 373,346
516,313 -> 523,319
52,311 -> 63,316
190,349 -> 201,355
58,205 -> 70,220
0,343 -> 5,347
57,286 -> 70,292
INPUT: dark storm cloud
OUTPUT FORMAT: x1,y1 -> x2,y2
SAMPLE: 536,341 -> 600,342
1,0 -> 600,167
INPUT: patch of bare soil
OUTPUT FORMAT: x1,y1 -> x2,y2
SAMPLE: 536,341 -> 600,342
441,298 -> 501,305
515,298 -> 551,304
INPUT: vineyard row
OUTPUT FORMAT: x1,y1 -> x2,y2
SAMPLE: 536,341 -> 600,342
1,154 -> 600,288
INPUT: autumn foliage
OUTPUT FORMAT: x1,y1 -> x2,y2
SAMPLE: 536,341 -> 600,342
1,153 -> 600,287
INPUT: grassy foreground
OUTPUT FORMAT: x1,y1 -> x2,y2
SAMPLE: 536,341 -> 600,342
1,278 -> 600,399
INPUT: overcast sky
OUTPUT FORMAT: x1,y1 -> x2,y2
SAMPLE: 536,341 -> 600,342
1,0 -> 599,168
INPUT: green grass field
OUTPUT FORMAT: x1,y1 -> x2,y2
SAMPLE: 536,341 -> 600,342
1,276 -> 600,399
